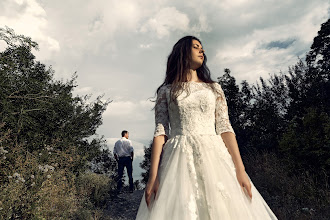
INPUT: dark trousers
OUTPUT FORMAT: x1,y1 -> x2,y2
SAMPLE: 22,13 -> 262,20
117,156 -> 134,191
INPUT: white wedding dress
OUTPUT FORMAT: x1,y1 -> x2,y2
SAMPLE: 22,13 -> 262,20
136,82 -> 277,220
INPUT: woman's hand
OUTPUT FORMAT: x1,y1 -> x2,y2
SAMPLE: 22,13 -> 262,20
144,135 -> 165,207
145,177 -> 160,207
236,169 -> 252,199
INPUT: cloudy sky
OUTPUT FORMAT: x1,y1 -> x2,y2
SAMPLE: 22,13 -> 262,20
1,0 -> 329,178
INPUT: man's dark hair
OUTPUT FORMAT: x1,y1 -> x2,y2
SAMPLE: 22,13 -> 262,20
121,130 -> 128,137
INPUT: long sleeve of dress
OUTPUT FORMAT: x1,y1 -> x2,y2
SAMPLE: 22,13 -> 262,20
154,85 -> 170,138
214,83 -> 235,135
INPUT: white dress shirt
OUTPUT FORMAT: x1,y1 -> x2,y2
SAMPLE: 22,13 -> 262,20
113,137 -> 134,157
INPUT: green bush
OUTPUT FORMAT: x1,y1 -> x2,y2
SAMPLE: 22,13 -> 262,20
0,138 -> 79,219
0,27 -> 114,219
76,172 -> 114,208
0,128 -> 116,219
243,151 -> 330,220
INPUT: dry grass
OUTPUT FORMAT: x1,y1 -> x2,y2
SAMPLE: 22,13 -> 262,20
0,128 -> 114,219
243,151 -> 330,220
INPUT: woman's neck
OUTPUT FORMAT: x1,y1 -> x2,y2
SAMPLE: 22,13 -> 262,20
187,69 -> 201,82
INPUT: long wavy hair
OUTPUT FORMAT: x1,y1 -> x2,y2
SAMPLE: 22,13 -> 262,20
156,36 -> 218,102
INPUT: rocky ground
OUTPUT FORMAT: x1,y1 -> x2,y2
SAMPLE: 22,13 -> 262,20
104,190 -> 144,220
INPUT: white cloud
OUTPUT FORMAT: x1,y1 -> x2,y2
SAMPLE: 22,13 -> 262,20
139,44 -> 153,49
131,140 -> 146,157
0,0 -> 60,59
1,0 -> 329,148
0,41 -> 7,51
192,15 -> 212,33
98,98 -> 155,144
102,0 -> 142,31
104,99 -> 154,121
73,86 -> 93,95
104,101 -> 137,117
211,1 -> 329,82
83,0 -> 143,51
45,36 -> 60,51
24,0 -> 46,16
218,0 -> 250,10
140,7 -> 190,38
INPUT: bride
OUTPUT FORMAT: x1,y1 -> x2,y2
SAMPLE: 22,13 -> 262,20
136,36 -> 277,219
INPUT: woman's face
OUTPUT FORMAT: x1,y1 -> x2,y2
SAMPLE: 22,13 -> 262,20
190,39 -> 205,70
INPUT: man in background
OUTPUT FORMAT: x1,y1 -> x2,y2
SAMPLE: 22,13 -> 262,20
114,130 -> 134,193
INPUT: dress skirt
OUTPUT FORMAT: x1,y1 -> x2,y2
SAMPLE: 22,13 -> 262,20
136,134 -> 277,220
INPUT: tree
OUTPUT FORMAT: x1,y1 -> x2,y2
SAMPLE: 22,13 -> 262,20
217,69 -> 241,127
279,107 -> 330,184
217,69 -> 251,152
218,69 -> 288,151
279,19 -> 330,186
139,142 -> 152,186
306,18 -> 330,80
90,148 -> 117,177
0,27 -> 111,173
0,27 -> 113,219
305,18 -> 330,115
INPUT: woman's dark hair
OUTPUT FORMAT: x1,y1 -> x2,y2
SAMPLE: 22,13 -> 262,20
156,36 -> 217,101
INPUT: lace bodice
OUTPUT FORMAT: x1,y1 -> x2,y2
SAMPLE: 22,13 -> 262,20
154,82 -> 235,137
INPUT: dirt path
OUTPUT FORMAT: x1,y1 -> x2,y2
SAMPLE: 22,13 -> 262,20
105,190 -> 144,220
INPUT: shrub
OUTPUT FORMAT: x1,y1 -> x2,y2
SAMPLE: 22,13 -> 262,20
243,151 -> 330,220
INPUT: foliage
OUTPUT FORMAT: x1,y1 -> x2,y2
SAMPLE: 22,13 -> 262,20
0,140 -> 114,220
243,151 -> 330,220
139,142 -> 152,186
218,70 -> 289,151
91,148 -> 117,177
0,27 -> 111,172
306,18 -> 330,79
0,26 -> 38,49
75,172 -> 113,209
134,180 -> 143,190
279,107 -> 330,183
0,128 -> 79,219
0,27 -> 114,219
